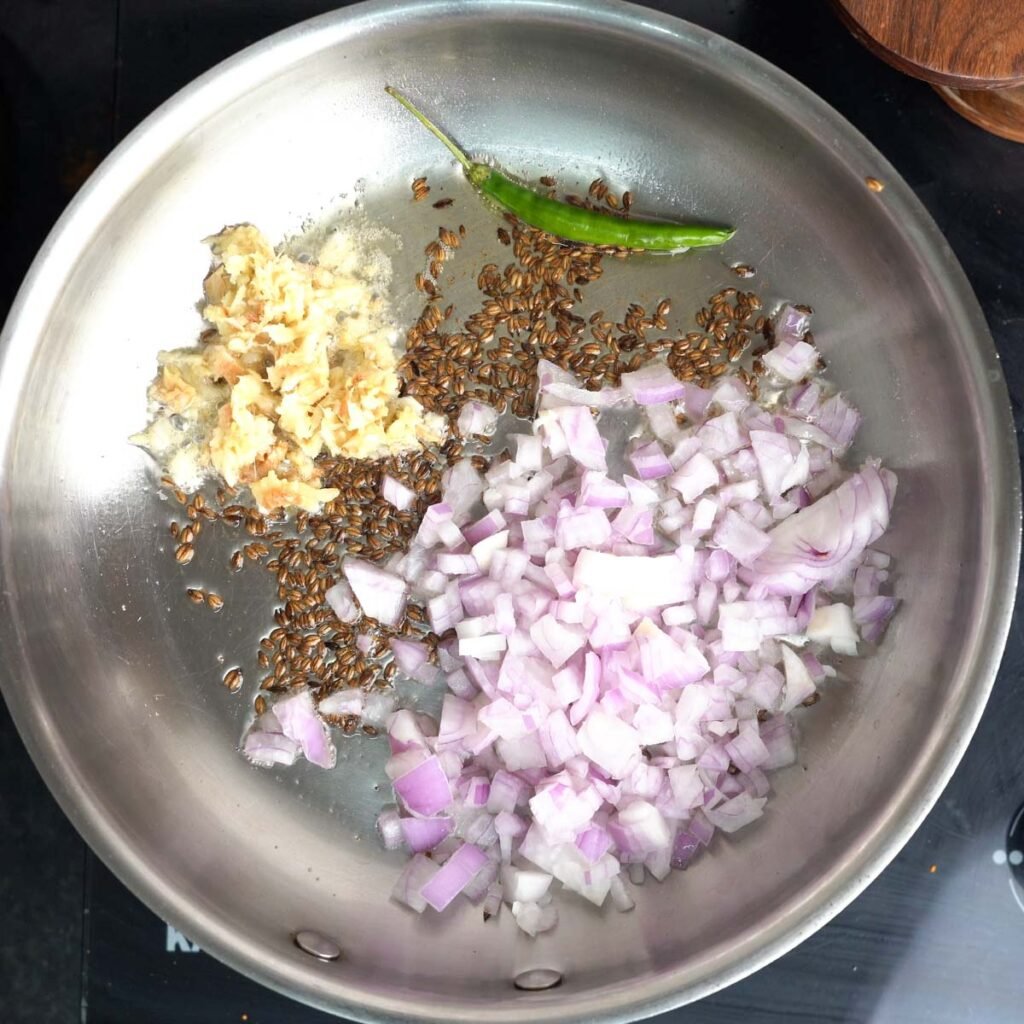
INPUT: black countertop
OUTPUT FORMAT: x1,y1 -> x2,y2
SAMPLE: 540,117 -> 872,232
1,2 -> 1022,1023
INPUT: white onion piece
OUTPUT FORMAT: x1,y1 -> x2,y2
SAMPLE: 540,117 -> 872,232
377,806 -> 405,850
325,581 -> 359,624
318,689 -> 364,717
441,460 -> 485,522
342,558 -> 408,626
381,475 -> 417,511
241,710 -> 300,768
806,603 -> 859,656
621,362 -> 687,405
269,690 -> 336,769
391,854 -> 439,913
608,875 -> 636,912
573,551 -> 693,610
577,710 -> 642,779
362,691 -> 397,728
544,382 -> 629,409
670,453 -> 719,503
457,400 -> 500,438
704,792 -> 767,833
552,406 -> 607,472
763,340 -> 819,382
775,304 -> 812,343
511,899 -> 559,936
501,866 -> 553,903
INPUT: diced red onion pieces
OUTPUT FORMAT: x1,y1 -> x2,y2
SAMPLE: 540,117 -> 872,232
420,843 -> 490,911
401,816 -> 454,853
272,689 -> 336,769
368,345 -> 897,933
393,755 -> 453,817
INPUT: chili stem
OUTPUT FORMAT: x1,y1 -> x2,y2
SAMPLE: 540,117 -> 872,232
384,86 -> 472,172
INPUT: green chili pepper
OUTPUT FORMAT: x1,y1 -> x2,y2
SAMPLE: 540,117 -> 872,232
385,86 -> 734,252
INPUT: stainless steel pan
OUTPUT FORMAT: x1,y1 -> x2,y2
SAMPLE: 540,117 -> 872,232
0,1 -> 1018,1021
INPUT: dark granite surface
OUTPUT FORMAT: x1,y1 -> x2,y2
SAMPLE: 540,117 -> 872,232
1,2 -> 1021,1022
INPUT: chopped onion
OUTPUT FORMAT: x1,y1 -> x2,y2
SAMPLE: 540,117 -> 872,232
544,381 -> 629,409
609,875 -> 636,911
806,603 -> 859,656
814,393 -> 862,454
578,710 -> 641,779
704,792 -> 767,833
774,303 -> 812,343
573,551 -> 693,610
421,842 -> 489,911
629,442 -> 673,480
713,509 -> 771,569
621,362 -> 687,405
854,594 -> 899,644
763,340 -> 818,382
391,854 -> 439,913
553,406 -> 607,472
325,580 -> 360,624
512,899 -> 559,936
670,452 -> 719,503
482,882 -> 503,920
381,475 -> 417,511
401,816 -> 454,853
530,615 -> 585,669
390,638 -> 438,684
457,400 -> 500,438
780,643 -> 817,711
393,755 -> 453,816
752,466 -> 895,594
377,806 -> 405,850
501,866 -> 553,902
241,711 -> 300,768
343,558 -> 408,627
272,689 -> 335,769
318,689 -> 364,718
441,460 -> 485,522
428,586 -> 463,633
556,507 -> 612,550
368,343 -> 898,934
362,691 -> 397,727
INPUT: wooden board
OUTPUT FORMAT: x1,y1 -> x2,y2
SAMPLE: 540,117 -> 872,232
935,84 -> 1024,143
834,0 -> 1024,89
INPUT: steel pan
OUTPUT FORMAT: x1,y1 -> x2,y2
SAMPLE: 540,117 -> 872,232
0,1 -> 1018,1021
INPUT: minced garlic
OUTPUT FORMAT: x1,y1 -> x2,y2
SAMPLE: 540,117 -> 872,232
132,223 -> 445,510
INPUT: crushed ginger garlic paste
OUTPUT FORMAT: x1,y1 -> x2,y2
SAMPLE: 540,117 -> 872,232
131,223 -> 446,511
